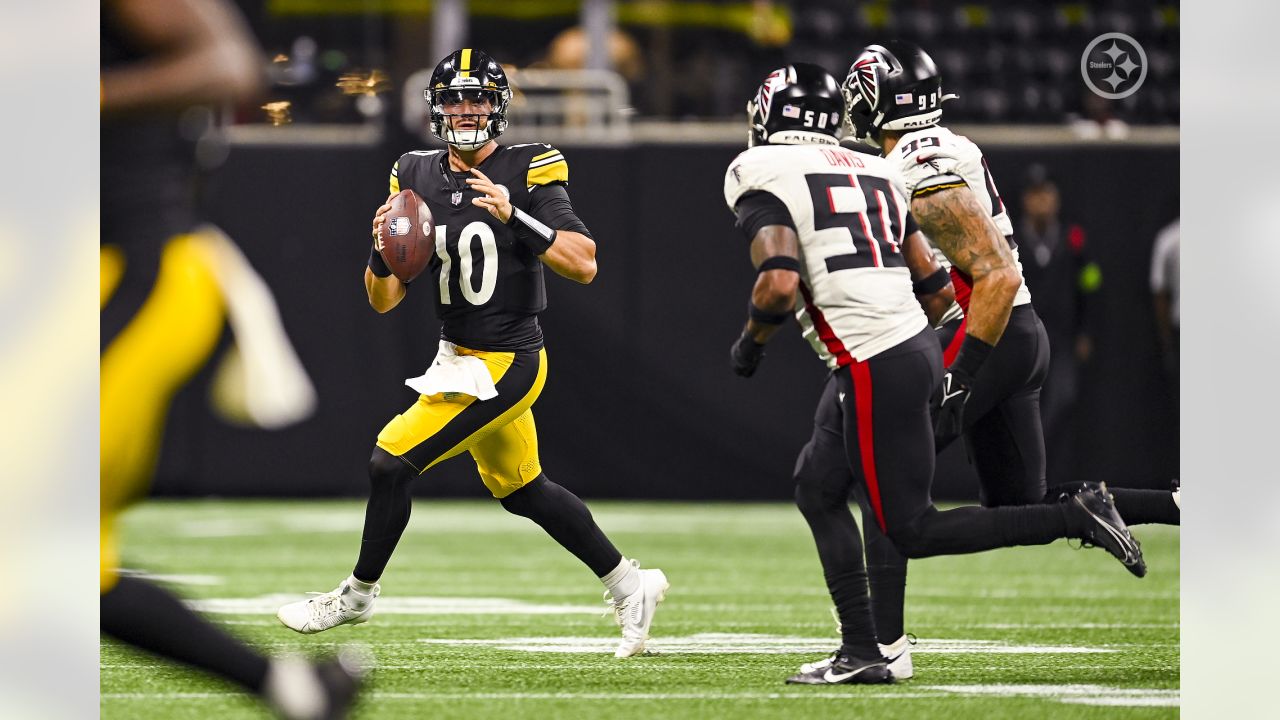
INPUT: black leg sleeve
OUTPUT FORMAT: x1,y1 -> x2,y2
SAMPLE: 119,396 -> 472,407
1109,488 -> 1180,526
101,576 -> 269,693
500,475 -> 622,577
794,379 -> 881,659
353,446 -> 417,583
854,485 -> 909,644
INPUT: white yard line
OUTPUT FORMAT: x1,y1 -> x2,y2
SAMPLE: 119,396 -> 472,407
414,633 -> 1116,655
102,686 -> 1177,706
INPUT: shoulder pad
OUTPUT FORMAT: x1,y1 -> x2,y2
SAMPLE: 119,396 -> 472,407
525,144 -> 568,187
724,147 -> 783,211
888,129 -> 969,197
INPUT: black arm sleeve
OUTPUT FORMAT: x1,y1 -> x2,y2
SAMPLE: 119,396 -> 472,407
904,211 -> 919,237
527,183 -> 592,239
734,191 -> 795,243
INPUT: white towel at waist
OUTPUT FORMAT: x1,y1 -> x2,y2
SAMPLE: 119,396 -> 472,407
405,340 -> 498,400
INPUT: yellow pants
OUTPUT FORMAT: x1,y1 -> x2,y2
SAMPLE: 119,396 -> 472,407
376,347 -> 547,498
100,236 -> 226,592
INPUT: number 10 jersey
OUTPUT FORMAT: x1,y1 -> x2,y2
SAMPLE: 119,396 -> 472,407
724,144 -> 928,368
390,143 -> 573,352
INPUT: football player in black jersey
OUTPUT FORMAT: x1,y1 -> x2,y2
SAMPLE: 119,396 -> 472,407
277,49 -> 669,658
101,1 -> 359,716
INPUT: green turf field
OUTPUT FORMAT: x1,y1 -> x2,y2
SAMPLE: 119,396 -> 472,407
102,500 -> 1179,719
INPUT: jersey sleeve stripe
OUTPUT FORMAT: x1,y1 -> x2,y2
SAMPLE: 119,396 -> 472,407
912,179 -> 967,197
528,153 -> 565,169
531,149 -> 561,162
389,161 -> 400,194
527,159 -> 569,187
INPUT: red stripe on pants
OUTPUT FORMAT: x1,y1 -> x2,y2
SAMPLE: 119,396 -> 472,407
942,317 -> 967,368
850,360 -> 887,532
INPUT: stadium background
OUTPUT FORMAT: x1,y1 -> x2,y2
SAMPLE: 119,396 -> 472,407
152,0 -> 1179,501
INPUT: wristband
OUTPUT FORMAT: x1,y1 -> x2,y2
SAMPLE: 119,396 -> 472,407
368,244 -> 393,278
912,267 -> 950,295
749,301 -> 789,325
507,206 -> 557,254
757,256 -> 801,274
950,334 -> 994,379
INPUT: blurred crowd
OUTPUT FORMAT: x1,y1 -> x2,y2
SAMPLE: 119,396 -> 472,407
229,0 -> 1178,129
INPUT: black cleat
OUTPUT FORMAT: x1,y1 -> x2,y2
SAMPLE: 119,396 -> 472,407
786,652 -> 894,685
1063,482 -> 1147,578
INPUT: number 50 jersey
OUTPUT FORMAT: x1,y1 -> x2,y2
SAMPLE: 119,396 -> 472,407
725,144 -> 928,368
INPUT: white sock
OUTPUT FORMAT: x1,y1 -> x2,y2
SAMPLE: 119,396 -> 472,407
601,557 -> 640,600
346,575 -> 377,594
263,658 -> 325,720
341,575 -> 377,610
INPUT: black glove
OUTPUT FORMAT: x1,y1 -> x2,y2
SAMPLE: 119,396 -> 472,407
730,332 -> 767,377
931,366 -> 973,445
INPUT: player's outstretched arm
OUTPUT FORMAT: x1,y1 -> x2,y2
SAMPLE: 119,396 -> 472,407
902,230 -> 954,326
101,0 -> 264,114
910,186 -> 1019,345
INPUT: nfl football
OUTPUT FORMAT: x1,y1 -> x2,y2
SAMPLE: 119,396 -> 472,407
379,189 -> 435,283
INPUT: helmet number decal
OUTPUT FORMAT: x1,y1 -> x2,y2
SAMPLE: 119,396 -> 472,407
435,221 -> 499,306
916,90 -> 941,111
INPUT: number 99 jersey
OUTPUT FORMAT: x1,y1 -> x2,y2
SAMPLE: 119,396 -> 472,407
389,143 -> 573,352
886,126 -> 1032,315
725,144 -> 928,368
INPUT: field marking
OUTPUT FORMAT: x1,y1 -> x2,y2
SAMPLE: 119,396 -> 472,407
102,685 -> 1176,706
926,684 -> 1179,707
186,595 -> 600,616
973,622 -> 1179,629
415,632 -> 1115,656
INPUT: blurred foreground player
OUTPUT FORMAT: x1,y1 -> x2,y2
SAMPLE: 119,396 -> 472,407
276,49 -> 669,658
837,41 -> 1175,679
724,63 -> 1145,685
101,1 -> 357,716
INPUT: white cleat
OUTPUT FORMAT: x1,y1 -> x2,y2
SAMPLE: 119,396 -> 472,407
880,634 -> 915,679
606,563 -> 669,658
277,580 -> 380,635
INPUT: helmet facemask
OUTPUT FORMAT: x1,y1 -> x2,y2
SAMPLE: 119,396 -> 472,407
427,85 -> 511,151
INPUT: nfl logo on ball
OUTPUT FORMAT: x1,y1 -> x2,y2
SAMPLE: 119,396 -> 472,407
389,216 -> 411,236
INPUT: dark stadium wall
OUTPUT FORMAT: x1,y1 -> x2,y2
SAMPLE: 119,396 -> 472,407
151,141 -> 1178,502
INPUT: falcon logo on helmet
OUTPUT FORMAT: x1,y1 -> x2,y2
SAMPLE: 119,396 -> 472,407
746,63 -> 845,148
849,52 -> 890,110
424,48 -> 514,151
842,41 -> 957,149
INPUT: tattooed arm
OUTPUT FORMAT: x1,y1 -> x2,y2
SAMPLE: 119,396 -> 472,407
911,185 -> 1021,345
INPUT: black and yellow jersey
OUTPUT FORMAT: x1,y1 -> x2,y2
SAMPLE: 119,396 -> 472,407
390,143 -> 579,352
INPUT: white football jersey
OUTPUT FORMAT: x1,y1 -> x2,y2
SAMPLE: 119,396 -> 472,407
886,125 -> 1032,322
725,144 -> 928,368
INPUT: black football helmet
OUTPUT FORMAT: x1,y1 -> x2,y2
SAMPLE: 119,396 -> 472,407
425,48 -> 513,150
842,41 -> 957,148
747,63 -> 845,148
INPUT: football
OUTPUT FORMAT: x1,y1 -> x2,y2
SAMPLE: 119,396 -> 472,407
379,189 -> 435,283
